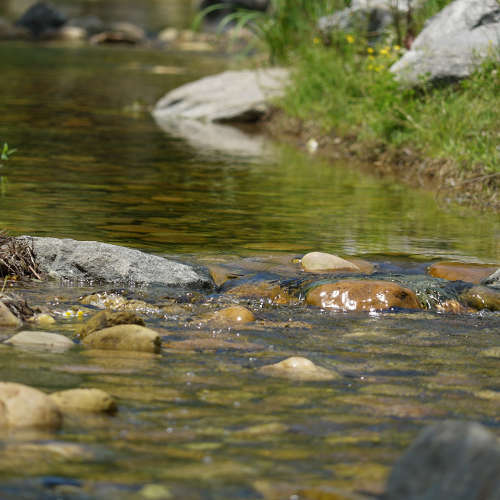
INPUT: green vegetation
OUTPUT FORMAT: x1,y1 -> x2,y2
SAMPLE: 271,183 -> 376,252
1,142 -> 16,163
206,0 -> 499,199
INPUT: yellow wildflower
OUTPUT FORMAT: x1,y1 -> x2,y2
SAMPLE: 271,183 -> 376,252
345,34 -> 355,44
394,44 -> 401,51
367,47 -> 374,54
379,47 -> 390,56
313,37 -> 320,45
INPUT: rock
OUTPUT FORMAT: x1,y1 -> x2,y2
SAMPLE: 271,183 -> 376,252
481,268 -> 500,289
153,68 -> 289,124
223,279 -> 295,305
82,324 -> 161,353
77,310 -> 145,339
203,305 -> 255,324
306,280 -> 420,311
30,312 -> 56,326
90,22 -> 146,45
259,356 -> 339,381
0,292 -> 34,323
15,1 -> 67,38
385,421 -> 500,500
5,331 -> 75,352
460,285 -> 500,311
49,388 -> 117,414
301,252 -> 361,273
480,347 -> 500,359
0,382 -> 62,429
391,0 -> 500,85
428,261 -> 498,284
0,301 -> 22,328
17,236 -> 213,290
56,26 -> 86,41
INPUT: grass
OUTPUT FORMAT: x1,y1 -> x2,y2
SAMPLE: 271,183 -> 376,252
207,0 -> 499,205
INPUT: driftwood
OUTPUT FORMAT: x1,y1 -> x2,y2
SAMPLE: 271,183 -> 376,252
0,232 -> 41,279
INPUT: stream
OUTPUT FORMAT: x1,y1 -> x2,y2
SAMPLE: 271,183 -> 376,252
0,5 -> 498,499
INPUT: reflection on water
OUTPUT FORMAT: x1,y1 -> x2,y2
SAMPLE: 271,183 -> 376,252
0,43 -> 498,262
0,0 -> 197,31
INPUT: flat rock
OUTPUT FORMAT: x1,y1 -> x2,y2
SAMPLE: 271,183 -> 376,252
6,331 -> 75,352
17,236 -> 213,290
306,280 -> 420,311
385,421 -> 500,500
82,324 -> 161,353
428,261 -> 498,284
153,68 -> 289,124
301,252 -> 361,273
0,382 -> 62,429
391,0 -> 500,85
258,356 -> 339,381
49,388 -> 117,414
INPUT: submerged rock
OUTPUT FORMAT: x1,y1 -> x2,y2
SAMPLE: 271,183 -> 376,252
82,324 -> 161,353
385,421 -> 500,500
391,0 -> 500,85
460,285 -> 500,311
306,280 -> 420,312
300,252 -> 361,273
0,301 -> 22,328
17,236 -> 213,290
77,310 -> 145,339
153,68 -> 289,124
49,388 -> 117,414
0,382 -> 62,429
6,331 -> 75,352
259,356 -> 339,381
428,261 -> 498,284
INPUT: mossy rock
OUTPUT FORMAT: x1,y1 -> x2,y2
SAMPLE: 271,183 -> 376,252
76,310 -> 145,339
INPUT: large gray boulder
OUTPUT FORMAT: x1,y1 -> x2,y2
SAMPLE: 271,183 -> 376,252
17,236 -> 213,289
385,421 -> 500,500
391,0 -> 500,85
153,68 -> 289,124
481,268 -> 500,289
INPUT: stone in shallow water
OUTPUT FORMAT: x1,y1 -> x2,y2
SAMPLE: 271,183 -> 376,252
49,388 -> 117,414
460,285 -> 500,311
0,301 -> 22,327
301,252 -> 361,273
82,324 -> 161,353
258,356 -> 339,381
385,420 -> 500,500
203,305 -> 255,324
0,382 -> 62,429
481,268 -> 500,289
5,331 -> 75,352
77,310 -> 145,339
306,280 -> 420,311
428,261 -> 498,284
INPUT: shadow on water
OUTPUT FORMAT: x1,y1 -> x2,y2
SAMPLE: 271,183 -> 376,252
0,30 -> 498,500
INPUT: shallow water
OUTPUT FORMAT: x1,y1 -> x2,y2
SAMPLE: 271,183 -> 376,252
0,39 -> 499,500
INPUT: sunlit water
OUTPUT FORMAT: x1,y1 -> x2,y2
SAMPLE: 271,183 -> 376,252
0,39 -> 498,500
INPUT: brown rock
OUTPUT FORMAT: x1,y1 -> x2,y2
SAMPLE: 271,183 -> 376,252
82,324 -> 161,353
306,280 -> 420,311
77,310 -> 145,339
0,382 -> 62,429
226,281 -> 295,305
460,286 -> 500,311
49,388 -> 117,414
428,262 -> 497,284
6,331 -> 75,352
203,305 -> 255,324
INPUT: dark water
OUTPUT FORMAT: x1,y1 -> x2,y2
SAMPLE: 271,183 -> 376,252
0,39 -> 499,500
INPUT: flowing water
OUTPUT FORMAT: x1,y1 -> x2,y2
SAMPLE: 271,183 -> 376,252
0,24 -> 499,500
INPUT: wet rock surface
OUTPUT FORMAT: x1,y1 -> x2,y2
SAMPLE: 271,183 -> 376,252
428,261 -> 498,284
49,388 -> 117,414
77,310 -> 145,339
0,382 -> 62,429
385,421 -> 500,500
5,331 -> 75,352
306,280 -> 421,312
259,356 -> 339,381
82,324 -> 161,353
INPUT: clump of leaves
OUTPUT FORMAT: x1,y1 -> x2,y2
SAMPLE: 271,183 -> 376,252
1,143 -> 16,162
0,232 -> 41,279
